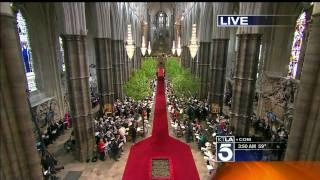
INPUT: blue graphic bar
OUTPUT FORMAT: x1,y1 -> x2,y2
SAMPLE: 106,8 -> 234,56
217,15 -> 294,27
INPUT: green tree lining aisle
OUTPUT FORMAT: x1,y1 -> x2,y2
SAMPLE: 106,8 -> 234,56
124,57 -> 157,100
165,57 -> 200,98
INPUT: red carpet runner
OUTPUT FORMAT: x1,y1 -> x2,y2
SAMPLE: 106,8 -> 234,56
122,68 -> 200,180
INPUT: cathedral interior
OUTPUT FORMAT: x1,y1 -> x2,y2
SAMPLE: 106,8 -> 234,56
1,2 -> 320,180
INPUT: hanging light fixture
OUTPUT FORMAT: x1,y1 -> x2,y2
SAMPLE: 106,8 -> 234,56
176,36 -> 182,56
125,24 -> 135,60
147,41 -> 152,55
172,41 -> 176,55
141,35 -> 147,56
188,24 -> 199,59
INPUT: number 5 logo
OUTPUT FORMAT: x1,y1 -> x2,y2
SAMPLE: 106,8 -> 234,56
218,144 -> 234,162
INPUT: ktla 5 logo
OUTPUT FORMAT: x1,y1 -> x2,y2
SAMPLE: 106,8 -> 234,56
216,136 -> 235,162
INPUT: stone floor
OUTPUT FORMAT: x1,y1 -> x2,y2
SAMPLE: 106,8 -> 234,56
48,97 -> 211,180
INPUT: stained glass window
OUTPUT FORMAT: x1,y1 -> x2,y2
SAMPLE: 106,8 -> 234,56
288,12 -> 306,79
16,10 -> 37,92
59,36 -> 65,72
257,43 -> 263,79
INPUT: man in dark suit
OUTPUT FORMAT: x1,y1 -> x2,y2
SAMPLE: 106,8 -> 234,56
130,125 -> 137,143
146,105 -> 151,120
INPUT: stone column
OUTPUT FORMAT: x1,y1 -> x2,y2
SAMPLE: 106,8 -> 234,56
123,45 -> 128,82
127,46 -> 134,79
188,48 -> 192,70
230,34 -> 262,136
112,40 -> 124,100
262,3 -> 301,77
126,50 -> 131,79
59,2 -> 95,162
170,14 -> 174,43
198,42 -> 211,100
140,23 -> 148,71
191,55 -> 196,74
137,47 -> 142,69
229,2 -> 264,136
120,41 -> 126,83
208,3 -> 233,112
0,3 -> 42,179
130,48 -> 135,72
285,3 -> 320,161
255,3 -> 300,119
133,47 -> 140,71
195,55 -> 201,77
190,46 -> 198,74
93,2 -> 114,106
209,39 -> 229,110
198,3 -> 213,100
183,46 -> 191,69
132,49 -> 137,71
62,35 -> 95,162
181,46 -> 185,68
95,38 -> 114,107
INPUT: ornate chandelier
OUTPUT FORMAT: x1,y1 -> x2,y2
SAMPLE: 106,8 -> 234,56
125,24 -> 135,60
176,36 -> 182,57
141,35 -> 147,56
172,41 -> 176,55
188,24 -> 199,59
147,41 -> 152,55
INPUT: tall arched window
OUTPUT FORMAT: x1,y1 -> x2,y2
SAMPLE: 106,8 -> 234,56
257,43 -> 263,79
288,12 -> 306,79
159,12 -> 164,28
59,36 -> 68,94
59,36 -> 65,72
16,10 -> 37,92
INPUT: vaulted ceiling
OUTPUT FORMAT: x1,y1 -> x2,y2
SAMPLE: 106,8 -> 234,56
147,2 -> 174,17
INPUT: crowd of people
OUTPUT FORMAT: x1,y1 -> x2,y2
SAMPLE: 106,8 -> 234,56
36,68 -> 289,178
91,92 -> 100,108
252,116 -> 289,161
165,80 -> 232,174
166,74 -> 289,162
37,112 -> 73,179
40,119 -> 68,149
37,89 -> 155,178
94,96 -> 153,161
224,88 -> 232,108
41,150 -> 64,180
38,116 -> 69,179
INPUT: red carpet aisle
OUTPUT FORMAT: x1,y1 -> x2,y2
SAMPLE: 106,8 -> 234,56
122,68 -> 200,180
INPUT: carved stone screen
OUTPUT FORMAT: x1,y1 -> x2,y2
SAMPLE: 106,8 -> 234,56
152,159 -> 170,178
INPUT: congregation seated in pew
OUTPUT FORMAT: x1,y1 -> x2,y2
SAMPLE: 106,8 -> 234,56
166,80 -> 235,175
93,96 -> 153,161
